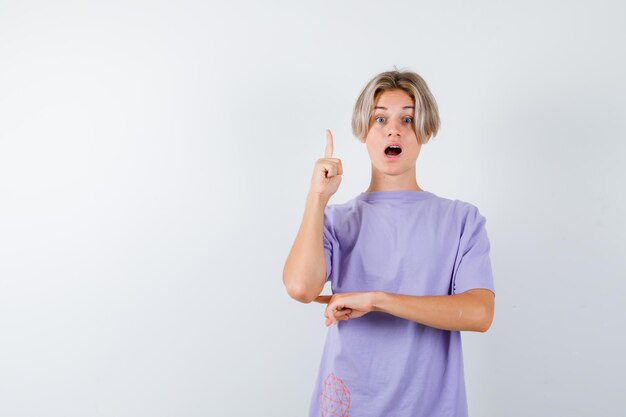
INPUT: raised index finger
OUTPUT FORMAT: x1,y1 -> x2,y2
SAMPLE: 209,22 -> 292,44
324,129 -> 334,158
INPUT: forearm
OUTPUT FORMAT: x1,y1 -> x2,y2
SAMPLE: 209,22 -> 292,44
283,192 -> 329,303
371,290 -> 494,332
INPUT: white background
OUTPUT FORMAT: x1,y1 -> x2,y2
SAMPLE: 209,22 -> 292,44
1,1 -> 625,416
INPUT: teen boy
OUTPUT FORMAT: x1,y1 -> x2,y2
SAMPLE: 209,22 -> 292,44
283,69 -> 495,417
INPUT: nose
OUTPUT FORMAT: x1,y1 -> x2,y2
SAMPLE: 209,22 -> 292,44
386,120 -> 401,137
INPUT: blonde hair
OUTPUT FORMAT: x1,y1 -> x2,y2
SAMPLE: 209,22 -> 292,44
351,68 -> 440,145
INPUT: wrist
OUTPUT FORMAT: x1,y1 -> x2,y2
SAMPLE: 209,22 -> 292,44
306,191 -> 329,207
371,291 -> 389,312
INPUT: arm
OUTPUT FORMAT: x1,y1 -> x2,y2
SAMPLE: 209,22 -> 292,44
283,130 -> 343,304
282,192 -> 329,304
316,289 -> 495,332
372,289 -> 495,332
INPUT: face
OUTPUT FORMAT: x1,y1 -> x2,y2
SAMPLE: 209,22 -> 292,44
364,89 -> 428,176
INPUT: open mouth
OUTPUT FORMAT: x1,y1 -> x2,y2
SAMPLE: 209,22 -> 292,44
384,145 -> 402,157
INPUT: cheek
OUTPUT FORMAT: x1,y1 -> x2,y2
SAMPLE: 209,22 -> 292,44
365,145 -> 383,161
407,145 -> 421,155
367,142 -> 383,152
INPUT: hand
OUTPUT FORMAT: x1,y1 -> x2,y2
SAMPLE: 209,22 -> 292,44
314,292 -> 376,327
309,129 -> 343,200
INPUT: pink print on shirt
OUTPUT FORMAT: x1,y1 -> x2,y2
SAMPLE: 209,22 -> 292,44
319,372 -> 351,417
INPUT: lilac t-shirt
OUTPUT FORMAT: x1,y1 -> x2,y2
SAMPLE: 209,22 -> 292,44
309,190 -> 495,417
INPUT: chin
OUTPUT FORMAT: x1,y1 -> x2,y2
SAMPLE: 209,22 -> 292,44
373,165 -> 402,175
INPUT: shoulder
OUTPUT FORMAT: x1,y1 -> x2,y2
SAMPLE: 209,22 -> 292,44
455,199 -> 483,218
321,198 -> 352,235
447,198 -> 488,237
425,193 -> 488,235
431,192 -> 483,216
324,195 -> 360,217
418,192 -> 482,220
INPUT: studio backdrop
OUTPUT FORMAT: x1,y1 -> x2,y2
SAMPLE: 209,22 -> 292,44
0,1 -> 624,416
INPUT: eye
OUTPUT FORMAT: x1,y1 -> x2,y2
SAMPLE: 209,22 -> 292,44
375,116 -> 385,123
403,117 -> 414,124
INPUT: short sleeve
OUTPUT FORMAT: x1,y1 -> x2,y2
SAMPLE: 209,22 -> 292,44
451,205 -> 495,295
322,207 -> 337,283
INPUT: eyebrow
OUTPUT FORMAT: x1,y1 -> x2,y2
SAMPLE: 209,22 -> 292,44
374,106 -> 415,110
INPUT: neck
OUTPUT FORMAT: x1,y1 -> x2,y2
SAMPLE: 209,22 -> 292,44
365,164 -> 422,192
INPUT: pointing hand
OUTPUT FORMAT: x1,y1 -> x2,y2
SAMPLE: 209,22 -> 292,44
309,129 -> 343,200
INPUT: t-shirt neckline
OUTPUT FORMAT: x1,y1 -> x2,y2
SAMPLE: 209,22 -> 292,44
356,190 -> 435,202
